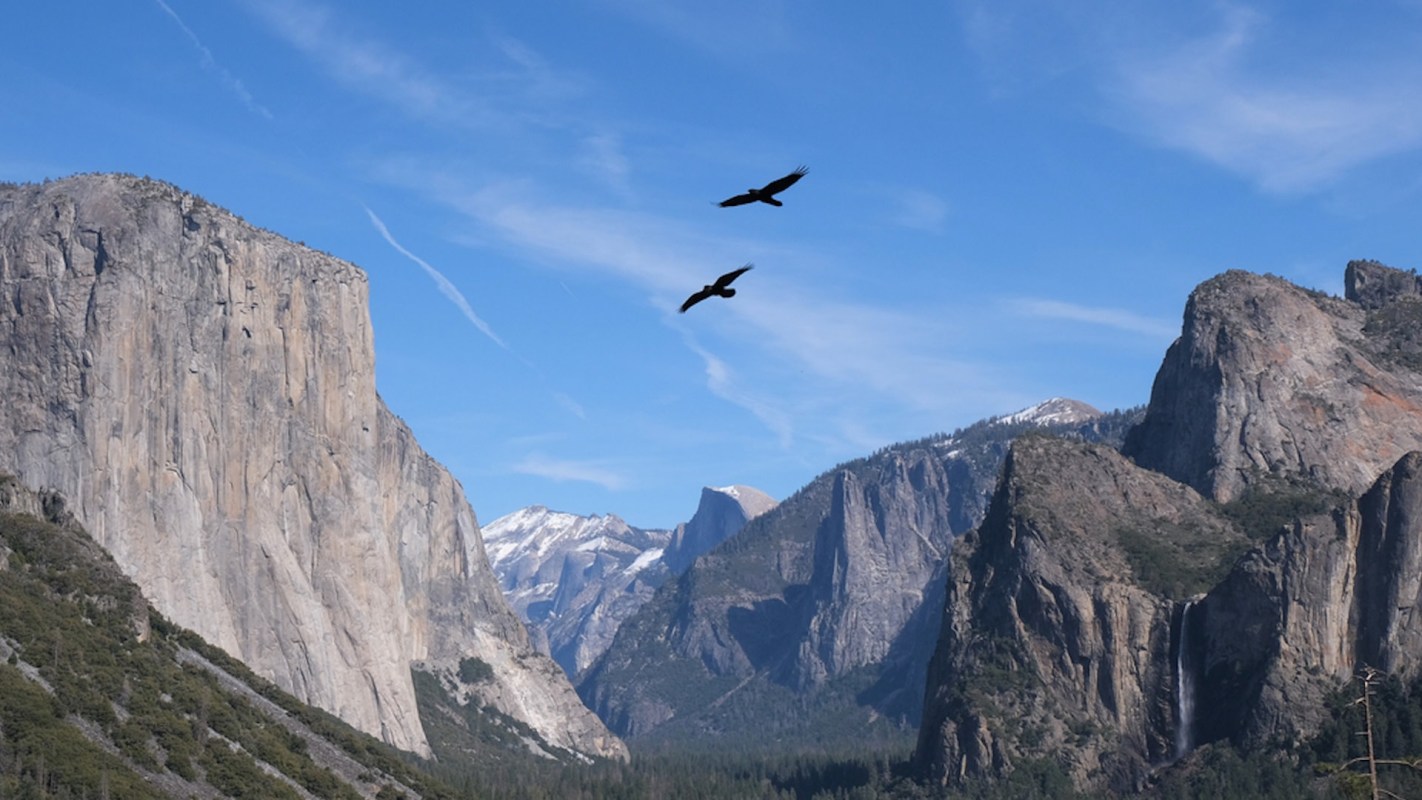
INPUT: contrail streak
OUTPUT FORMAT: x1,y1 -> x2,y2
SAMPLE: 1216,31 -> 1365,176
364,207 -> 507,349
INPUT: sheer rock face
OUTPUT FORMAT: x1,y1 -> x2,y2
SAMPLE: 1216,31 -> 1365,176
579,446 -> 963,740
663,485 -> 777,575
0,174 -> 625,760
918,263 -> 1422,794
578,405 -> 1119,744
1196,451 -> 1422,749
1124,265 -> 1422,503
915,436 -> 1245,792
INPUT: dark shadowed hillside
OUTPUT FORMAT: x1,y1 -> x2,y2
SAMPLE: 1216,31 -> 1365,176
579,400 -> 1142,755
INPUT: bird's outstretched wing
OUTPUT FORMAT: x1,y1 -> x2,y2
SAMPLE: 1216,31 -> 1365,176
760,166 -> 807,196
718,192 -> 757,207
680,286 -> 715,313
712,263 -> 754,290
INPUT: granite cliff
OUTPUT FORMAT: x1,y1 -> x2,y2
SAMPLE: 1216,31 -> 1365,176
1193,450 -> 1422,750
0,474 -> 458,798
1125,261 -> 1422,503
915,436 -> 1249,791
0,174 -> 624,761
577,399 -> 1129,749
663,484 -> 778,575
917,261 -> 1422,793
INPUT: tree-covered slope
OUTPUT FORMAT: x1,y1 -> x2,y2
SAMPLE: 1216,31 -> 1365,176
0,474 -> 458,799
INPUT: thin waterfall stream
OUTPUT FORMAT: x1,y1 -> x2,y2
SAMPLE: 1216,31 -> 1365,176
1174,599 -> 1197,759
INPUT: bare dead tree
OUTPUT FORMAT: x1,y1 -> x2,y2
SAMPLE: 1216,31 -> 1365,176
1333,666 -> 1422,800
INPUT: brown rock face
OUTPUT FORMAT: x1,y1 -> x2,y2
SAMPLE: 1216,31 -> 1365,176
918,262 -> 1422,794
1124,267 -> 1422,502
0,174 -> 624,760
1195,451 -> 1422,749
915,436 -> 1248,792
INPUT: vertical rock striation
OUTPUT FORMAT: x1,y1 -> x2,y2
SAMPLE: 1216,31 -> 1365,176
1194,450 -> 1422,749
0,174 -> 624,760
578,402 -> 1122,746
915,436 -> 1247,792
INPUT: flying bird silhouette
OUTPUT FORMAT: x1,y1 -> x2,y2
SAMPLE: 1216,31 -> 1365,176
680,264 -> 753,313
718,166 -> 808,207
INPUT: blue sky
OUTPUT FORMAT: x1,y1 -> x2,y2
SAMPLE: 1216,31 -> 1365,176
5,2 -> 1422,528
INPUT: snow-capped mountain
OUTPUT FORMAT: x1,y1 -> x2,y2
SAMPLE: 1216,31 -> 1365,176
483,486 -> 777,677
483,508 -> 672,676
991,397 -> 1102,427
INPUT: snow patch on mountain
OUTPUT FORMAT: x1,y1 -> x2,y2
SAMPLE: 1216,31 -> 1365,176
994,397 -> 1102,427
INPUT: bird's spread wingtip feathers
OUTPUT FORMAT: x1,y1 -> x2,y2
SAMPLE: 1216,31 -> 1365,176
681,264 -> 754,312
719,165 -> 807,207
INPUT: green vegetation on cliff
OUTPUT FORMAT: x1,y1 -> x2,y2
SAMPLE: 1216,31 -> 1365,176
0,476 -> 453,799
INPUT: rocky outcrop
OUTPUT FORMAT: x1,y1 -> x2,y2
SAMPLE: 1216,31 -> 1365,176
0,174 -> 624,760
578,402 -> 1126,746
915,436 -> 1248,792
1193,450 -> 1422,749
1124,265 -> 1422,503
918,262 -> 1422,794
663,485 -> 777,575
1346,259 -> 1422,310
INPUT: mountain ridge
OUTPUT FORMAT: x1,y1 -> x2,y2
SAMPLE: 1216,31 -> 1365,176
577,398 -> 1139,752
483,484 -> 777,677
916,259 -> 1422,794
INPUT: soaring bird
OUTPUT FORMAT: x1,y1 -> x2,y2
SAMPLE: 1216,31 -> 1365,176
718,166 -> 807,207
680,264 -> 753,313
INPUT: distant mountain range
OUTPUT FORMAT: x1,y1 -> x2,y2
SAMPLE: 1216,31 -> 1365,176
483,485 -> 777,677
9,173 -> 1422,797
574,397 -> 1141,752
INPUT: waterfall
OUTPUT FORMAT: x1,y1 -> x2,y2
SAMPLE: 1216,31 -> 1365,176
1174,599 -> 1197,759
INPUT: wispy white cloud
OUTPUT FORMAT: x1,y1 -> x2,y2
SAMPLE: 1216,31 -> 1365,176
682,337 -> 794,447
887,187 -> 950,233
579,132 -> 632,196
512,454 -> 629,491
552,392 -> 587,420
1104,5 -> 1422,193
461,194 -> 968,397
364,206 -> 508,349
243,0 -> 487,126
242,0 -> 585,134
154,0 -> 272,118
1009,297 -> 1178,340
956,2 -> 1422,193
